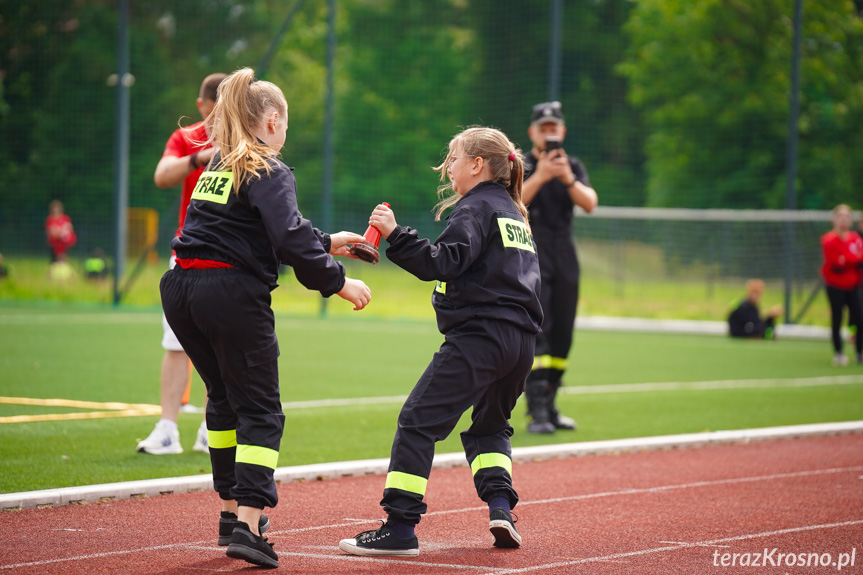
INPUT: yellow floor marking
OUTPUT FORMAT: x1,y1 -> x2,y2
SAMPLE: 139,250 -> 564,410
0,397 -> 160,424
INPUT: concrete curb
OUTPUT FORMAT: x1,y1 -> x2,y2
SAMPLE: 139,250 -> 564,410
2,421 -> 861,511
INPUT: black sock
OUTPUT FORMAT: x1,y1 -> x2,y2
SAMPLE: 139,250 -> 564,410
489,496 -> 511,513
386,520 -> 415,539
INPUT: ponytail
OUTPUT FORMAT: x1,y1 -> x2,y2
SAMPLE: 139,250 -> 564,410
204,67 -> 287,195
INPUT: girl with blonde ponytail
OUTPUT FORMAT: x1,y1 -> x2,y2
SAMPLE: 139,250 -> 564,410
161,67 -> 371,569
339,126 -> 541,557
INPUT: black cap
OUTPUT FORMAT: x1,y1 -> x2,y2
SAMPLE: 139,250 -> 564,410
530,101 -> 564,126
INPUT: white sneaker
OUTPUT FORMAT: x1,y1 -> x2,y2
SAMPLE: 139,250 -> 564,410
193,421 -> 209,453
180,402 -> 204,414
137,421 -> 183,455
833,354 -> 849,367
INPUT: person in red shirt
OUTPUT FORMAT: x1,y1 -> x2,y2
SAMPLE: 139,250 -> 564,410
136,73 -> 227,456
45,199 -> 77,262
820,204 -> 863,365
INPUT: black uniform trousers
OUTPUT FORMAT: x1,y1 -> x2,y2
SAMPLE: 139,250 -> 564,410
826,285 -> 863,355
160,267 -> 285,510
526,230 -> 580,409
382,319 -> 534,526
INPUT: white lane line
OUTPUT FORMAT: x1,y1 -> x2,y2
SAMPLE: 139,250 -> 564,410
3,467 -> 860,571
423,466 -> 863,517
188,545 -> 506,571
0,542 -> 195,570
280,375 -> 863,411
480,519 -> 863,575
0,313 -> 161,325
559,375 -> 863,395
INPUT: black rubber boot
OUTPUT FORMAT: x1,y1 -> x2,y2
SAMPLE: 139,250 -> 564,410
548,381 -> 577,430
525,379 -> 555,434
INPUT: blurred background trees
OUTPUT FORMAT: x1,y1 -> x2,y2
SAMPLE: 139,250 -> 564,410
1,0 -> 861,257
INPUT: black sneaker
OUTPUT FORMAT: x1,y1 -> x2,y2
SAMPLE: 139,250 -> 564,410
226,521 -> 279,568
489,508 -> 521,548
339,522 -> 419,557
218,512 -> 271,546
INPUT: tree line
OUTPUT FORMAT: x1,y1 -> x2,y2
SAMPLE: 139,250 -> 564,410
1,0 -> 861,255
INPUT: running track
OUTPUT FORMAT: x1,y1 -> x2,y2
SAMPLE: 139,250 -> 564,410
1,432 -> 861,574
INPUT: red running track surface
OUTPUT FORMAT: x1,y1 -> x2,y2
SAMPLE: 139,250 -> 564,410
1,434 -> 861,574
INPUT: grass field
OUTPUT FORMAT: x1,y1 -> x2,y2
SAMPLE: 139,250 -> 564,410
1,303 -> 861,495
0,253 -> 829,324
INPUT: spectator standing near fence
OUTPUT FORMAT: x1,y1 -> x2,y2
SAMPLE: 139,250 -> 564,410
136,73 -> 227,456
521,102 -> 598,434
821,204 -> 863,366
45,200 -> 76,263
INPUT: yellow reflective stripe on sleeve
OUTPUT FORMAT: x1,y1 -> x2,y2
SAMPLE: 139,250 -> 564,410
435,281 -> 446,294
497,217 -> 535,253
236,444 -> 279,470
470,453 -> 513,477
208,429 -> 238,449
531,355 -> 568,370
190,171 -> 234,204
384,471 -> 428,496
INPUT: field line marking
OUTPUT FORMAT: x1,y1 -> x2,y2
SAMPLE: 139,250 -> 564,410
559,374 -> 863,395
480,519 -> 863,575
0,409 -> 160,424
280,375 -> 863,411
0,397 -> 160,424
0,396 -> 159,411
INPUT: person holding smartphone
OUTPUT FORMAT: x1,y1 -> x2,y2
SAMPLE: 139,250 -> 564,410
521,101 -> 598,434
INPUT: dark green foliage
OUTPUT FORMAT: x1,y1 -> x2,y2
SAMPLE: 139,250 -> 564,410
619,0 -> 863,209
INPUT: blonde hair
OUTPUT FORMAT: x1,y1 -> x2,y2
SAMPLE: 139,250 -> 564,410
204,67 -> 287,195
432,127 -> 529,232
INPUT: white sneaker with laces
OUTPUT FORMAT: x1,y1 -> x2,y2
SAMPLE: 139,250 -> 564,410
833,354 -> 849,367
193,421 -> 209,453
136,421 -> 183,455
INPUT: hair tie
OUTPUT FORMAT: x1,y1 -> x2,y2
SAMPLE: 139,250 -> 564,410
508,152 -> 516,161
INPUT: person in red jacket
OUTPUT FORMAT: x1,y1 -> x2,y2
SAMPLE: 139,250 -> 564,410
45,199 -> 76,262
820,204 -> 863,365
137,73 -> 227,456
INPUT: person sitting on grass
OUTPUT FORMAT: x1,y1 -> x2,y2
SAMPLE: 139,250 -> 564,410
728,279 -> 783,340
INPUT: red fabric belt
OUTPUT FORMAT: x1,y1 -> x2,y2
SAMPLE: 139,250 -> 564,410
175,258 -> 234,269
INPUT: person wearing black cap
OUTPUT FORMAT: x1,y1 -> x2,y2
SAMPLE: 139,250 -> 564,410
522,101 -> 598,434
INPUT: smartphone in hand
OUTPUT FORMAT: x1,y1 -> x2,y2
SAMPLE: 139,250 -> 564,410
545,137 -> 561,154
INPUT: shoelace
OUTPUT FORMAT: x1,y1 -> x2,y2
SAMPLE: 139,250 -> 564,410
356,521 -> 388,542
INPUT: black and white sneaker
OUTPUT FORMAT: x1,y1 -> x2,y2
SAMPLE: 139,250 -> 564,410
218,512 -> 271,546
489,508 -> 521,548
226,521 -> 279,569
339,522 -> 419,557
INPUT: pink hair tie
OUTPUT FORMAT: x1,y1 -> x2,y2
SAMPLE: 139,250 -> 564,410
508,152 -> 516,161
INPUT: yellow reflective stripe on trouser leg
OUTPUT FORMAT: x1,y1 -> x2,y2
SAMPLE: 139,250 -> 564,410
236,444 -> 279,470
385,471 -> 428,496
208,429 -> 238,449
532,355 -> 568,371
470,453 -> 513,477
